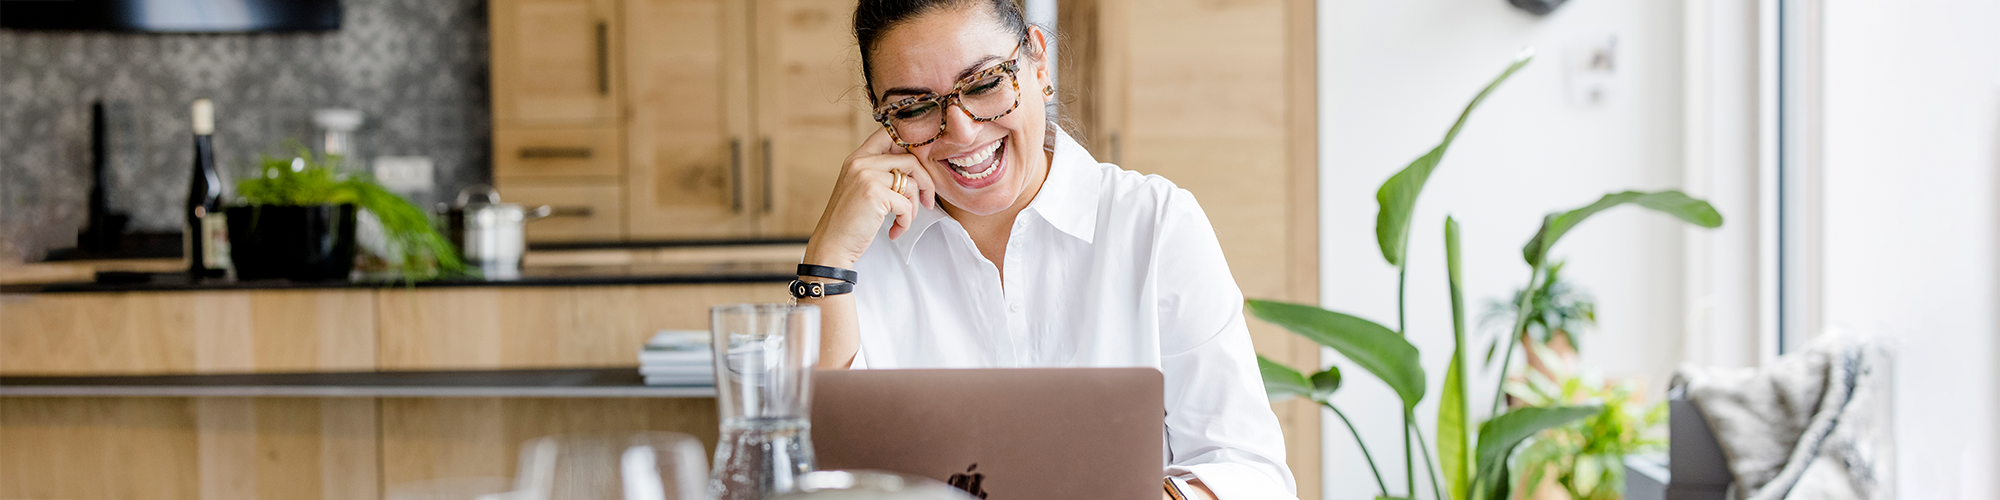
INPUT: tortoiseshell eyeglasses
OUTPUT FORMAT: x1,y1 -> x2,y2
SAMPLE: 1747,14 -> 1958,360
872,40 -> 1026,148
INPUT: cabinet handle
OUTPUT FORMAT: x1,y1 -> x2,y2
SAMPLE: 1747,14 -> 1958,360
761,138 -> 774,213
519,147 -> 593,159
542,206 -> 595,218
729,138 -> 745,213
595,21 -> 609,96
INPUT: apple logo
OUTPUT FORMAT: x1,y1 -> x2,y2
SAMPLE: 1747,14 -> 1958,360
946,463 -> 989,499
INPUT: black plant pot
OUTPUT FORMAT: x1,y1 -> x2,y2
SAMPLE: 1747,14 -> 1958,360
226,204 -> 358,281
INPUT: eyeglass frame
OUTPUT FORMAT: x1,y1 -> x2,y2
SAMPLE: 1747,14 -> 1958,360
870,38 -> 1028,149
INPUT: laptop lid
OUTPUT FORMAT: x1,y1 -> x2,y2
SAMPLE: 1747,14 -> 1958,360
810,367 -> 1164,500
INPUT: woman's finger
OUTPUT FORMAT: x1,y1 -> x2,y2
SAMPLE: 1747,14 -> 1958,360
903,161 -> 939,210
884,183 -> 917,240
858,128 -> 908,157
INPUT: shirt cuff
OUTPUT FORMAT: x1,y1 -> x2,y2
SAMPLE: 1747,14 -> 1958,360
1167,462 -> 1298,500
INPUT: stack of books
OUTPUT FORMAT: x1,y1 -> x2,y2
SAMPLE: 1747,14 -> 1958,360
638,330 -> 715,386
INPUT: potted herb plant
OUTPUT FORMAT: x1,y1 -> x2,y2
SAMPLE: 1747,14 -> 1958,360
229,148 -> 462,281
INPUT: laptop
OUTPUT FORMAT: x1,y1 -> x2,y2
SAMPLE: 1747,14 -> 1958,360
810,367 -> 1164,500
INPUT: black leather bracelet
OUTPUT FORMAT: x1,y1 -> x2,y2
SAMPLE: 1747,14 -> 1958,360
797,263 -> 858,283
790,279 -> 854,299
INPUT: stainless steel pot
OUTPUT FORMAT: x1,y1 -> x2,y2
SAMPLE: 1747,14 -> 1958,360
444,185 -> 549,279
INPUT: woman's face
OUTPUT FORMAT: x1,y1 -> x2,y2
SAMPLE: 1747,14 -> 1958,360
868,6 -> 1050,217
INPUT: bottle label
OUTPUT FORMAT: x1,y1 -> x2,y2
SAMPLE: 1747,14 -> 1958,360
202,213 -> 232,271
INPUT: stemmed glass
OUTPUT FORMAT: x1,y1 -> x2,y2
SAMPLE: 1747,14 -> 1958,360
513,431 -> 712,500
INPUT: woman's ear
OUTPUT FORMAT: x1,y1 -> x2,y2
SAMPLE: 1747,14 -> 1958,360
1029,26 -> 1052,86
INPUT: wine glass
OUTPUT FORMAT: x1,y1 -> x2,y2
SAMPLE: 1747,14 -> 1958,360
514,431 -> 711,500
764,470 -> 979,500
385,477 -> 515,500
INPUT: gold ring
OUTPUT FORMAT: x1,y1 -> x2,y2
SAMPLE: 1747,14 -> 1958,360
890,170 -> 907,194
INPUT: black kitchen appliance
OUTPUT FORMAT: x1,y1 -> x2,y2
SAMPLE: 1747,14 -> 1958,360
1,0 -> 340,33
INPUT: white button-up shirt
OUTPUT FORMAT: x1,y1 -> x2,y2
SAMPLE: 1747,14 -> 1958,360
849,129 -> 1298,499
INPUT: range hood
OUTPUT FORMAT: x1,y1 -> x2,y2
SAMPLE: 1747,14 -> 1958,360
1,0 -> 340,33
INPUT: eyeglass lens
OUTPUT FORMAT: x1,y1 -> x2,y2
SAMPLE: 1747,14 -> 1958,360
885,70 -> 1017,146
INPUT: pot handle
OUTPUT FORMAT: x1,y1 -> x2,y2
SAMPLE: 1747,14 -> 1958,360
524,205 -> 555,222
455,184 -> 502,207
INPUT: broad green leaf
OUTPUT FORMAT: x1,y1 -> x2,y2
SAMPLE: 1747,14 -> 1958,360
1472,405 -> 1601,500
1439,217 -> 1472,500
1374,51 -> 1534,266
1247,299 -> 1426,410
1310,367 -> 1343,402
1521,190 -> 1723,267
1257,355 -> 1312,401
1439,352 -> 1470,500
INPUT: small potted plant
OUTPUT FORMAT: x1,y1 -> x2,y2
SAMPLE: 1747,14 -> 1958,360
229,147 -> 462,281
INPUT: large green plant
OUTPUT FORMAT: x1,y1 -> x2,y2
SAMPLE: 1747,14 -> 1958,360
1249,52 -> 1722,500
236,147 -> 465,279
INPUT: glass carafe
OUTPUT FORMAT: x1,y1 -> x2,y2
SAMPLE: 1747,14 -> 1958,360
709,304 -> 821,500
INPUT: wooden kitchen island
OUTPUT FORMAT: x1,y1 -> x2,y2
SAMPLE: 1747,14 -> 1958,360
0,263 -> 791,499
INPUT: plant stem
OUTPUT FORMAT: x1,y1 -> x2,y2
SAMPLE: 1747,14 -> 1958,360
1397,265 -> 1409,335
1329,403 -> 1391,495
1489,263 -> 1544,416
1411,416 -> 1445,500
1404,410 -> 1414,497
1396,262 -> 1412,498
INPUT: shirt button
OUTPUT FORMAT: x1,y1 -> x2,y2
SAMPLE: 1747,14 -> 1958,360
1009,302 -> 1022,313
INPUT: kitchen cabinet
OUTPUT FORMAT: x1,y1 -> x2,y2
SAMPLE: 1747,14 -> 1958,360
1062,0 -> 1322,496
752,0 -> 873,236
490,0 -> 628,242
490,0 -> 623,128
622,0 -> 757,239
492,0 -> 866,243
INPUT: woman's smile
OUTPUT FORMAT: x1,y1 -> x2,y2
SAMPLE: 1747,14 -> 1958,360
939,138 -> 1008,189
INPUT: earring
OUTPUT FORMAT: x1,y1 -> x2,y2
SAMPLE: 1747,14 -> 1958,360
1043,85 -> 1055,96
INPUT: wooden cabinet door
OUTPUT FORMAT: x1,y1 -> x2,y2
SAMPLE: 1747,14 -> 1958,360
753,0 -> 869,237
1077,0 -> 1322,497
623,0 -> 758,240
490,0 -> 622,128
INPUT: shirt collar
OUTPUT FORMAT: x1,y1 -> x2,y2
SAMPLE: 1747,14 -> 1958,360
1025,127 -> 1101,244
888,127 -> 1102,262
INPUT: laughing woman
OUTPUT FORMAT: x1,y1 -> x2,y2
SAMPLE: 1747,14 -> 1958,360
793,1 -> 1296,498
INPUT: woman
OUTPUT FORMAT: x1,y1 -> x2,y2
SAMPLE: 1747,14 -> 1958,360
794,1 -> 1296,498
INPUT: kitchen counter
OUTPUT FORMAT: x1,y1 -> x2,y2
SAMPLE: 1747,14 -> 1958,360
0,368 -> 714,398
0,261 -> 794,294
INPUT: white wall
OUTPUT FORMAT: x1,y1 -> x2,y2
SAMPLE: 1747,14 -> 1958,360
1316,0 -> 1688,498
1821,1 -> 2000,498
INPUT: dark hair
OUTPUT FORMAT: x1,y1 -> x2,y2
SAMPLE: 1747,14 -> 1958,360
854,0 -> 1035,103
854,0 -> 1074,147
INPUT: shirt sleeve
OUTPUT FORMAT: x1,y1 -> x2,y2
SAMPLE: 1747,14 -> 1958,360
1153,188 -> 1299,500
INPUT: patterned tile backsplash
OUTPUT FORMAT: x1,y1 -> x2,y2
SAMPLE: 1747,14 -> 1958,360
0,0 -> 491,261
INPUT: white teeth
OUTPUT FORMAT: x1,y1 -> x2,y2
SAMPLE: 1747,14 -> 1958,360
959,160 -> 998,179
947,141 -> 1002,168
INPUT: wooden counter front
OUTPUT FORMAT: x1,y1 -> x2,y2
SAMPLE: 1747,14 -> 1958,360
1,283 -> 785,375
0,282 -> 776,500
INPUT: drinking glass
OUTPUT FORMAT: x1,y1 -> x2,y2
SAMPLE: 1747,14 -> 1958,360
513,431 -> 711,500
710,303 -> 821,500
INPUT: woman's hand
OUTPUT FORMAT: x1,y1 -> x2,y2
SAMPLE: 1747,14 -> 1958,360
803,129 -> 938,268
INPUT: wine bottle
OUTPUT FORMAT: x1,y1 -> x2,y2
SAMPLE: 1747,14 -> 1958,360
185,99 -> 228,277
